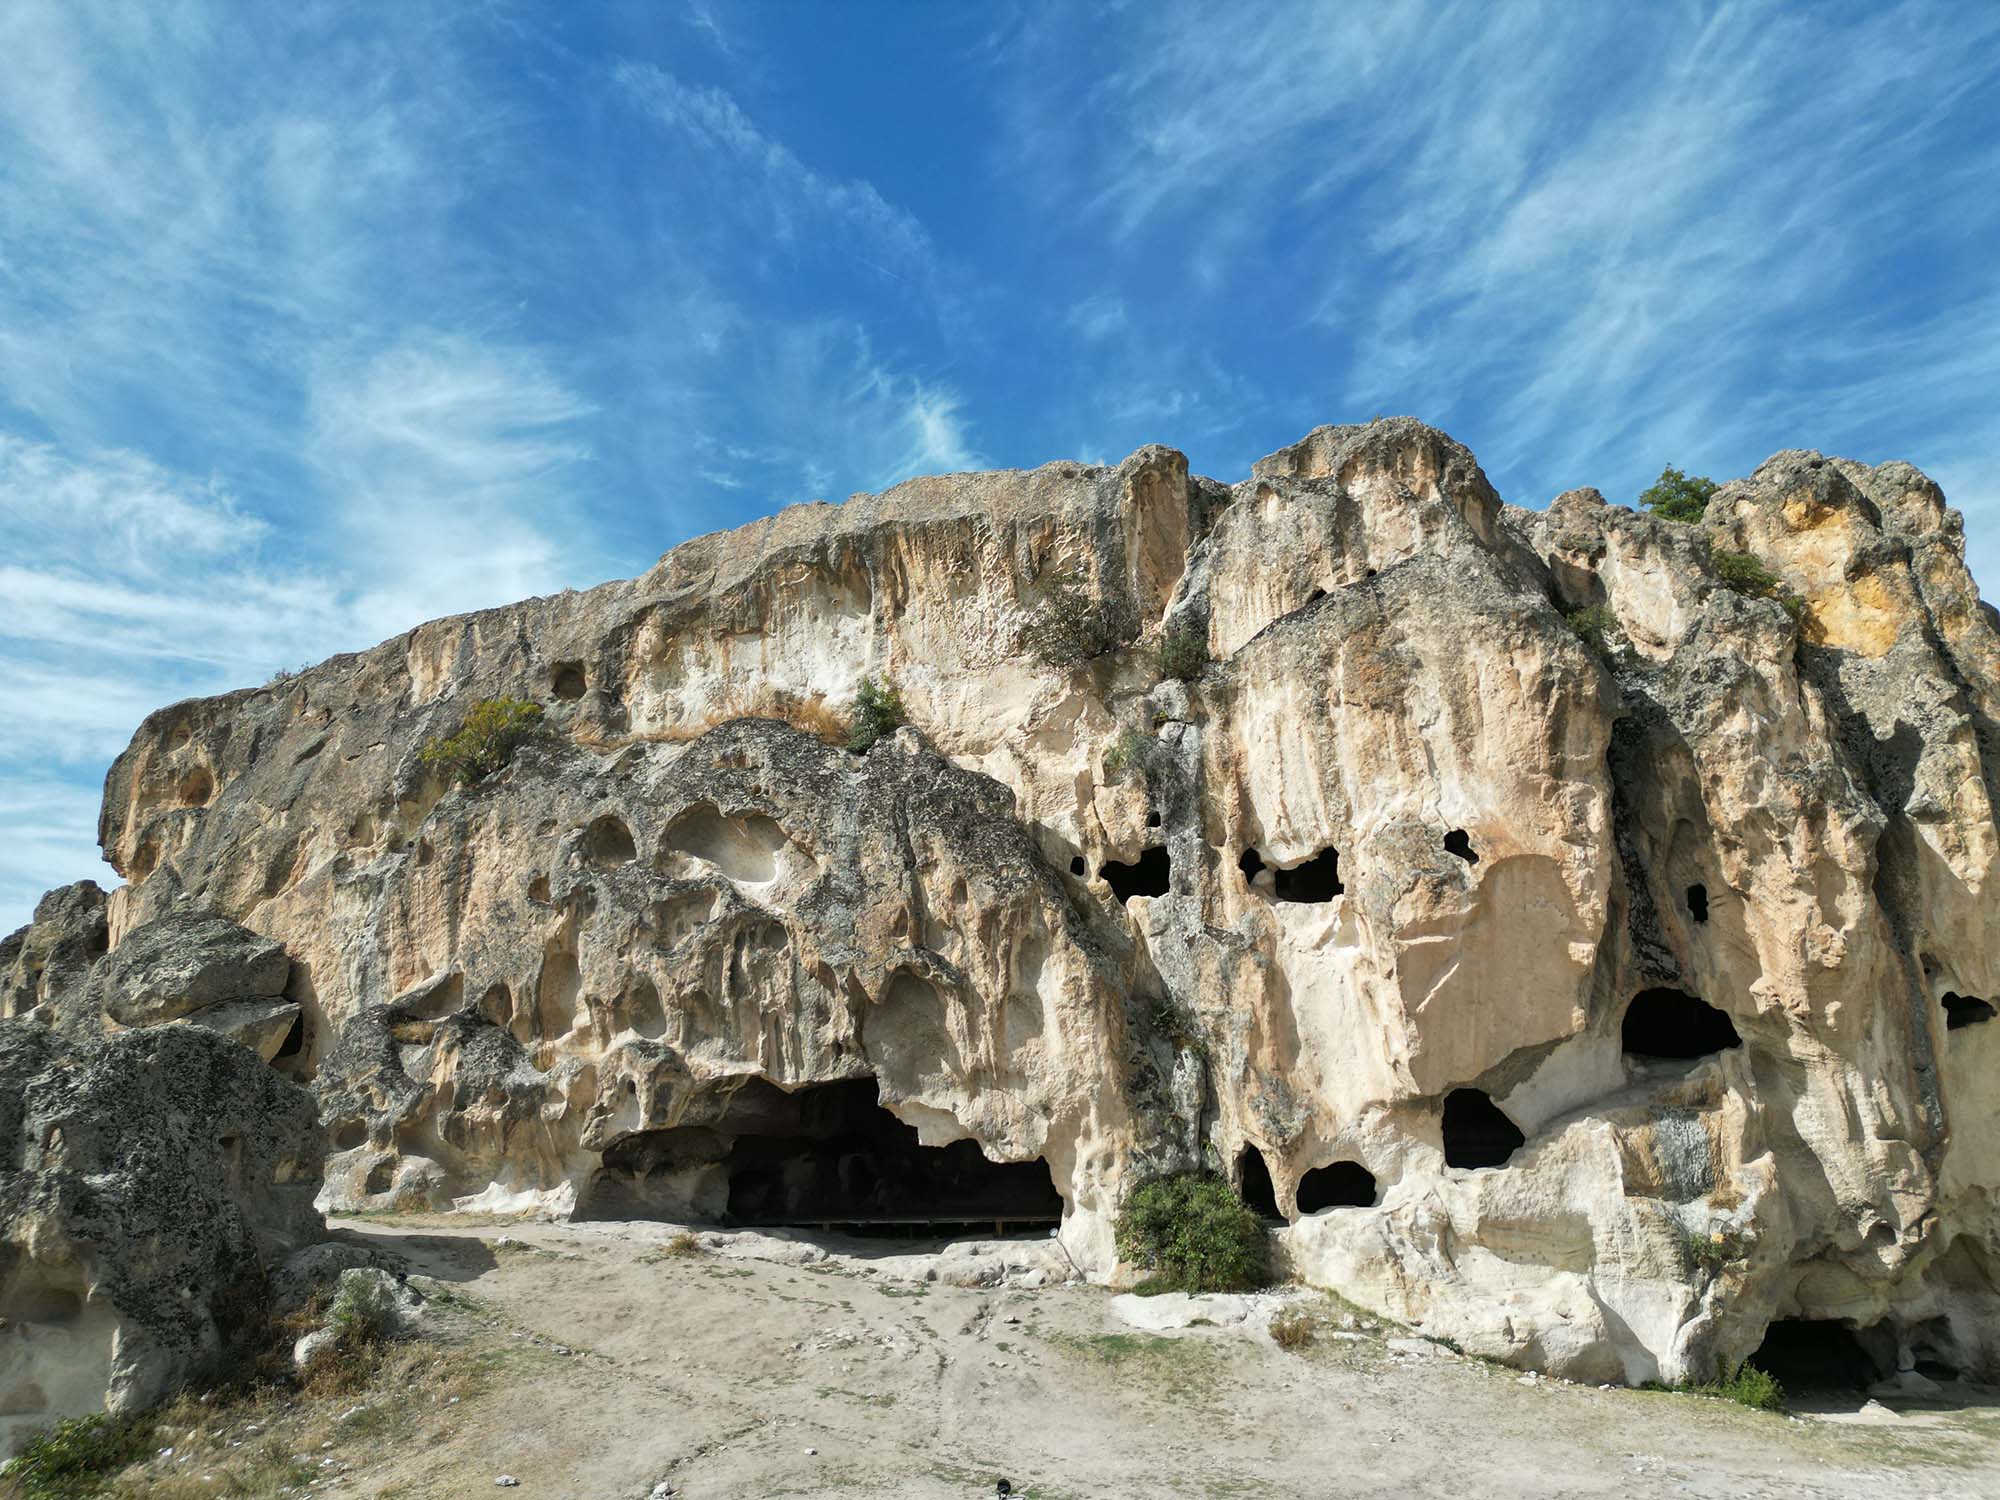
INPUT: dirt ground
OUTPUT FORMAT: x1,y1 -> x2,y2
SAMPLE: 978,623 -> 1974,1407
135,1214 -> 2000,1500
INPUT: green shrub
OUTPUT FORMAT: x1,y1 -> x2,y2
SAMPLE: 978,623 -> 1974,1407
1115,1172 -> 1270,1293
1659,1361 -> 1785,1411
1679,1224 -> 1752,1277
1639,465 -> 1718,523
1710,547 -> 1804,621
4,1412 -> 156,1499
1157,625 -> 1208,683
1565,604 -> 1618,655
844,677 -> 907,753
1102,728 -> 1148,780
419,697 -> 545,785
1024,570 -> 1135,669
327,1273 -> 399,1345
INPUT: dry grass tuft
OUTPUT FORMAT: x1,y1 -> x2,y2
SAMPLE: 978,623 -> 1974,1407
1269,1306 -> 1317,1352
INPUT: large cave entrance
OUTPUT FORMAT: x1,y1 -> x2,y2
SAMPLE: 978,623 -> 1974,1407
1747,1319 -> 1881,1394
702,1078 -> 1063,1233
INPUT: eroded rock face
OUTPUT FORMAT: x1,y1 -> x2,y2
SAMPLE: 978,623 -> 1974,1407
68,417 -> 2000,1386
0,882 -> 109,1031
0,1023 -> 324,1453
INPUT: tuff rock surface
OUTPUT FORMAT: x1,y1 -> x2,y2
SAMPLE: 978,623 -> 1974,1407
33,416 -> 2000,1387
0,881 -> 108,1031
0,1023 -> 324,1452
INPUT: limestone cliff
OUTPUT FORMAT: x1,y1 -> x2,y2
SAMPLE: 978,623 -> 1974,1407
40,417 -> 2000,1385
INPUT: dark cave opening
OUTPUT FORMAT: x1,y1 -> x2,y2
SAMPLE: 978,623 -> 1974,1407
274,1011 -> 305,1059
1102,845 -> 1172,901
1621,988 -> 1742,1061
1238,846 -> 1343,902
1069,855 -> 1087,877
1443,829 -> 1478,865
1275,848 -> 1343,902
1441,1088 -> 1525,1170
1748,1319 -> 1881,1393
1237,1146 -> 1282,1221
1296,1160 -> 1377,1212
1687,883 -> 1709,923
551,662 -> 587,700
1942,992 -> 1997,1030
718,1078 -> 1063,1230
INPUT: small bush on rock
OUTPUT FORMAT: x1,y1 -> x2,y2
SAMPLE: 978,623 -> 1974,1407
5,1412 -> 156,1500
1710,547 -> 1804,622
1025,570 -> 1135,669
1102,728 -> 1148,780
328,1273 -> 399,1344
1115,1172 -> 1270,1293
845,677 -> 906,753
419,697 -> 545,785
1639,465 -> 1718,523
1565,604 -> 1618,656
1157,625 -> 1208,682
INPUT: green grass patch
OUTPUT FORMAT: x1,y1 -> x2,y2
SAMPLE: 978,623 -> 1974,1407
3,1413 -> 156,1500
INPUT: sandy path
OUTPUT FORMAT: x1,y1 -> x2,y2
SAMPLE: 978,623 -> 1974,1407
313,1215 -> 2000,1500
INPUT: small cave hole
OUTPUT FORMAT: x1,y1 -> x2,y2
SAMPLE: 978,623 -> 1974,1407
1236,1146 -> 1282,1222
1748,1319 -> 1880,1392
1443,829 -> 1478,865
1943,992 -> 1996,1030
274,1012 -> 305,1059
1296,1160 -> 1376,1212
1102,845 -> 1172,902
1441,1088 -> 1524,1170
1273,847 -> 1342,902
527,874 -> 551,904
1147,811 -> 1161,829
1238,849 -> 1265,883
177,767 -> 215,807
1687,883 -> 1709,923
1622,988 -> 1742,1061
551,662 -> 587,700
1305,587 -> 1327,604
332,1122 -> 366,1153
584,814 -> 639,870
1068,855 -> 1087,878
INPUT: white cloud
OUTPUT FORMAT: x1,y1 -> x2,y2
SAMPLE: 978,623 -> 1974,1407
0,775 -> 113,936
1068,295 -> 1127,341
611,60 -> 939,295
992,0 -> 2000,519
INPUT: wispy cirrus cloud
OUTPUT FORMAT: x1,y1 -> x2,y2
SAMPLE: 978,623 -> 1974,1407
988,0 -> 2000,514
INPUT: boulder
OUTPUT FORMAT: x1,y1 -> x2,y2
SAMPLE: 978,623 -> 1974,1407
0,881 -> 108,1030
87,910 -> 289,1028
290,1268 -> 424,1376
183,996 -> 302,1062
0,1022 -> 323,1455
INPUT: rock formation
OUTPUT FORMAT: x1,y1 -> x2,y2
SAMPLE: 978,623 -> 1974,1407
20,417 -> 2000,1387
0,1023 -> 324,1453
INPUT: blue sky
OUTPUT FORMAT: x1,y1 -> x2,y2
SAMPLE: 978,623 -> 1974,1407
3,0 -> 1998,932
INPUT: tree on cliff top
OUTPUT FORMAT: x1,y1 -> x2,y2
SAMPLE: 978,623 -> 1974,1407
1639,465 -> 1719,523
